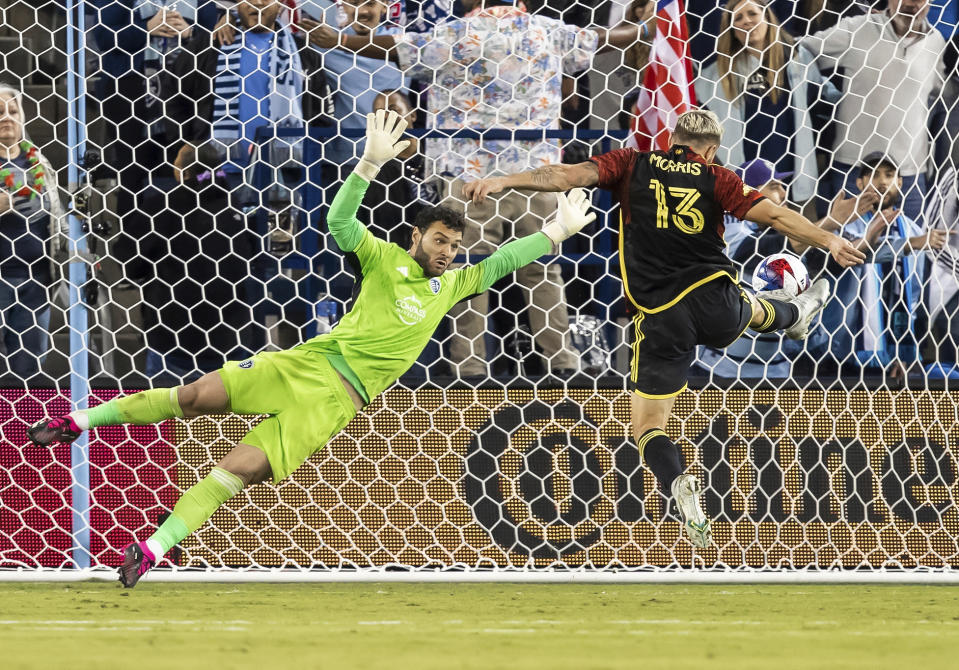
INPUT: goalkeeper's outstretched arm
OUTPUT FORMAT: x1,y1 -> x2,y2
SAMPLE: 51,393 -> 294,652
472,189 -> 596,294
327,175 -> 370,254
326,109 -> 412,253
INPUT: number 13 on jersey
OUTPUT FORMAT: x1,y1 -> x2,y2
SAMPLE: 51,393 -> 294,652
649,179 -> 705,234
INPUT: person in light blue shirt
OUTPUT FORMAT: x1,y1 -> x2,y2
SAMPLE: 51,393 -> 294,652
232,29 -> 274,172
694,158 -> 871,382
313,0 -> 406,168
167,0 -> 332,178
809,153 -> 949,381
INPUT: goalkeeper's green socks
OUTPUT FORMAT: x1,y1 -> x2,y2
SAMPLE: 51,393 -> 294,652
68,388 -> 238,560
69,387 -> 184,430
145,467 -> 245,559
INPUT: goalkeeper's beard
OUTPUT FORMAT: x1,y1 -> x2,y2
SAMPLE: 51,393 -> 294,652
410,239 -> 445,278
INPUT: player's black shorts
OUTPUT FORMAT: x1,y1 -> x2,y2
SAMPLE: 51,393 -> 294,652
628,277 -> 752,398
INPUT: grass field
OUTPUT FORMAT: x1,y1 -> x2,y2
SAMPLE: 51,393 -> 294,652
2,582 -> 957,669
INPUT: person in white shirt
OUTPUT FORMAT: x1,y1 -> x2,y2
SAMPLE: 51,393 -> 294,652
801,0 -> 946,222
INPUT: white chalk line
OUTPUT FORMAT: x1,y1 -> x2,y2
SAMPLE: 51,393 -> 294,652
2,618 -> 954,638
6,625 -> 249,633
5,618 -> 954,627
0,619 -> 253,633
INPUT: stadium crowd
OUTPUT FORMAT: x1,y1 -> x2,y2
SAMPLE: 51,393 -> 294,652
0,0 -> 958,386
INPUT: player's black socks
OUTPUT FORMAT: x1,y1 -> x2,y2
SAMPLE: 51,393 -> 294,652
638,429 -> 684,491
752,298 -> 799,333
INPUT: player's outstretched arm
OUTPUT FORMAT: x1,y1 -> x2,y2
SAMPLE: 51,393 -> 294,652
463,162 -> 600,204
327,109 -> 411,252
746,198 -> 866,268
470,189 -> 596,294
789,190 -> 879,254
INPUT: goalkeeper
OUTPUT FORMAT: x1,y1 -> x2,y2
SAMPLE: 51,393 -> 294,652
26,110 -> 597,588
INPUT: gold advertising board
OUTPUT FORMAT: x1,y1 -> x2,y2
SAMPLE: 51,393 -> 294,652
173,388 -> 959,570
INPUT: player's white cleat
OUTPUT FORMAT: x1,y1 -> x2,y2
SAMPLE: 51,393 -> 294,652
671,474 -> 712,548
755,287 -> 794,302
784,278 -> 830,341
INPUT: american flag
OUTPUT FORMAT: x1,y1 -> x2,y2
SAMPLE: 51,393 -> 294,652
629,0 -> 698,152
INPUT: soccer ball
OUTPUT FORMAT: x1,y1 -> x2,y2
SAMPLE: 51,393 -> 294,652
751,253 -> 810,298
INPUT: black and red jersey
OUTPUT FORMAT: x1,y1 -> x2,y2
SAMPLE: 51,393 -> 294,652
590,145 -> 765,313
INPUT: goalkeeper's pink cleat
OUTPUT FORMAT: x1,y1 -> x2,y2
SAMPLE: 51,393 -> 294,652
118,542 -> 156,588
27,416 -> 83,447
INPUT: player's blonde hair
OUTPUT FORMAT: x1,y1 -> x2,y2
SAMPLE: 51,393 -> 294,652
672,110 -> 724,147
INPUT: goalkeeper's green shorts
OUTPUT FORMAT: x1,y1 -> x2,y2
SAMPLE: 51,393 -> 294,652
219,349 -> 358,482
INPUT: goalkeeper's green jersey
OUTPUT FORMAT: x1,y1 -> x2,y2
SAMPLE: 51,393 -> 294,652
298,173 -> 552,402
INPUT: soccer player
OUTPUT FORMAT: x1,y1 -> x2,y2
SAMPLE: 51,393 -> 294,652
26,110 -> 596,586
463,110 -> 866,548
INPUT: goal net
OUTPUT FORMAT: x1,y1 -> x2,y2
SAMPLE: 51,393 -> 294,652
1,0 -> 958,579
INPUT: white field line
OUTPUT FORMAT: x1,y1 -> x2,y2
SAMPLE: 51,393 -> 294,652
2,618 -> 956,636
0,619 -> 253,626
608,619 -> 768,625
3,628 -> 946,639
8,625 -> 249,633
3,618 -> 955,627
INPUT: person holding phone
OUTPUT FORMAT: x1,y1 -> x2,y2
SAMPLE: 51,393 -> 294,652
803,153 -> 951,381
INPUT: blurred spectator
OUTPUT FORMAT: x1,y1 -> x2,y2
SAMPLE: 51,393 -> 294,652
802,0 -> 947,222
304,0 -> 652,377
163,0 -> 333,356
212,0 -> 405,209
402,0 -> 453,31
685,0 -> 872,65
0,86 -> 66,380
138,143 -> 258,379
588,0 -> 652,134
695,0 -> 840,204
166,0 -> 332,190
923,164 -> 959,377
930,34 -> 959,181
389,0 -> 452,149
811,153 -> 947,379
927,0 -> 959,40
364,89 -> 426,245
783,0 -> 871,35
525,0 -> 591,23
314,0 -> 405,174
91,0 -> 221,276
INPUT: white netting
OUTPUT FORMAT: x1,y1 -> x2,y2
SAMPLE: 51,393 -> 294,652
2,0 -> 959,576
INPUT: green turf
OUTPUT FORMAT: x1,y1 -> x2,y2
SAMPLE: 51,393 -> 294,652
2,583 -> 957,669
